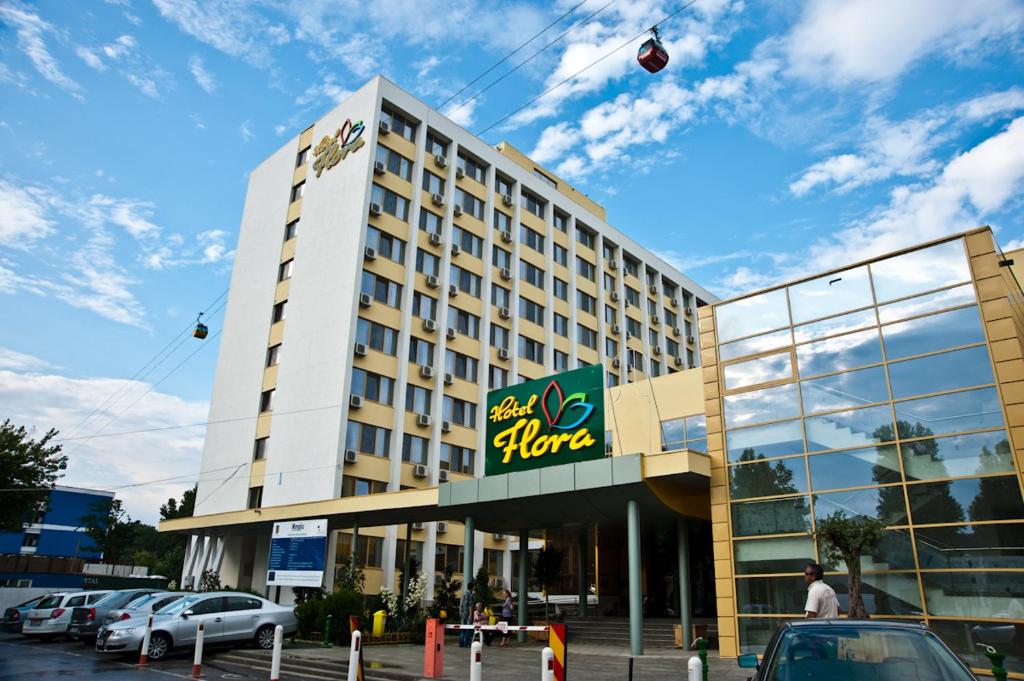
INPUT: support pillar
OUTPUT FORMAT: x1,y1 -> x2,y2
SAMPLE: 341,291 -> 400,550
462,516 -> 475,588
577,528 -> 588,617
350,517 -> 359,567
627,499 -> 643,656
677,518 -> 692,650
402,523 -> 413,603
518,528 -> 529,643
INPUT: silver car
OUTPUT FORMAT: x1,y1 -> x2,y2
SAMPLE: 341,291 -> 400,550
95,591 -> 297,660
101,592 -> 188,627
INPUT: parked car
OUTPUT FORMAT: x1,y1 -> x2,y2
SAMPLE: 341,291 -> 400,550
737,620 -> 978,681
68,588 -> 161,642
96,591 -> 298,660
2,595 -> 50,633
22,591 -> 111,640
100,592 -> 188,627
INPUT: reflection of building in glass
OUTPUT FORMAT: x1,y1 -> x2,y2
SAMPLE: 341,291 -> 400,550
701,228 -> 1024,675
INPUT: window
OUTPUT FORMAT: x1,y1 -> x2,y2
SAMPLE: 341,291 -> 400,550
520,224 -> 545,253
664,281 -> 678,299
606,304 -> 619,323
576,225 -> 595,249
646,269 -> 659,287
627,348 -> 644,372
253,437 -> 268,461
341,477 -> 388,497
419,208 -> 443,234
489,365 -> 508,389
382,106 -> 417,141
284,218 -> 298,241
492,246 -> 511,270
443,396 -> 477,427
226,596 -> 262,612
425,131 -> 448,157
603,242 -> 616,261
625,286 -> 641,307
666,338 -> 680,357
554,313 -> 569,337
519,298 -> 545,325
259,389 -> 274,412
445,350 -> 479,382
440,444 -> 475,474
607,372 -> 619,387
296,148 -> 309,167
490,324 -> 509,350
402,434 -> 429,465
648,298 -> 658,316
578,324 -> 598,350
457,153 -> 486,182
623,256 -> 640,277
661,418 -> 685,450
346,420 -> 391,457
408,337 -> 435,367
627,318 -> 642,339
361,271 -> 403,307
496,175 -> 513,197
416,248 -> 440,277
519,335 -> 544,363
371,184 -> 410,221
553,243 -> 568,267
447,307 -> 480,339
554,350 -> 569,372
605,338 -> 618,356
532,168 -> 557,187
266,344 -> 281,367
290,181 -> 305,202
454,188 -> 485,219
453,226 -> 483,257
405,384 -> 432,414
577,257 -> 596,281
350,368 -> 394,405
553,211 -> 568,232
450,265 -> 482,297
356,318 -> 398,355
651,360 -> 661,377
272,301 -> 286,323
491,284 -> 510,309
603,272 -> 616,291
520,261 -> 545,288
412,292 -> 437,320
665,309 -> 678,328
278,259 -> 293,281
520,190 -> 544,217
554,278 -> 568,301
577,290 -> 596,315
374,144 -> 413,180
247,487 -> 263,509
422,169 -> 445,195
649,328 -> 659,347
366,226 -> 406,263
493,209 -> 512,233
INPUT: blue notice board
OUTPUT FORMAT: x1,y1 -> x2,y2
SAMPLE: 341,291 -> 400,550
266,518 -> 328,588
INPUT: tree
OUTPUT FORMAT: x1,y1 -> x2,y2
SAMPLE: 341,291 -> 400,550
729,449 -> 799,498
160,486 -> 196,520
0,419 -> 67,532
81,498 -> 142,564
533,547 -> 563,622
431,565 -> 461,619
472,564 -> 494,612
816,512 -> 886,619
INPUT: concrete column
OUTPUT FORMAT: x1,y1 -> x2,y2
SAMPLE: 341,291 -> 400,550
351,517 -> 360,559
322,530 -> 339,592
577,528 -> 588,617
462,516 -> 475,586
677,518 -> 692,649
401,523 -> 413,602
518,528 -> 529,643
627,499 -> 643,656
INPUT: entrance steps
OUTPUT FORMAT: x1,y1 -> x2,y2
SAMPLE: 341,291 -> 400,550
562,617 -> 681,648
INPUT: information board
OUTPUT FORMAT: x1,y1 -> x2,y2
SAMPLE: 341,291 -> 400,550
266,518 -> 328,587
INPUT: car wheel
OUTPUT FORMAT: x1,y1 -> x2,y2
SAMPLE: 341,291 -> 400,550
255,625 -> 276,650
147,632 -> 171,661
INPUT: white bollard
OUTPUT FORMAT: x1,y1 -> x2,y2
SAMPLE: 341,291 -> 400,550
138,614 -> 154,667
192,622 -> 205,678
470,640 -> 482,681
346,630 -> 361,681
688,655 -> 702,681
270,624 -> 284,681
541,646 -> 555,681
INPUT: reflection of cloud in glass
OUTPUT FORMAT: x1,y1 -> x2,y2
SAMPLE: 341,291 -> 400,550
723,383 -> 801,427
808,445 -> 900,491
901,430 -> 1013,481
789,265 -> 873,325
870,239 -> 970,303
893,387 -> 1004,438
720,328 -> 792,362
726,419 -> 804,461
801,365 -> 889,414
805,404 -> 895,451
793,308 -> 877,344
797,328 -> 883,377
887,346 -> 994,399
877,283 -> 977,323
716,288 -> 790,343
813,486 -> 908,524
723,352 -> 792,390
882,306 -> 985,360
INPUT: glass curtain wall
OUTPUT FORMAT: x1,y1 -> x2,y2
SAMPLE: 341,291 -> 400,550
714,238 -> 1024,671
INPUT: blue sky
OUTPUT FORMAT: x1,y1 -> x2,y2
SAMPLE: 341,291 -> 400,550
1,0 -> 1022,522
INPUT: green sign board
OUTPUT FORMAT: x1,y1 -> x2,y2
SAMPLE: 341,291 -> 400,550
485,364 -> 605,476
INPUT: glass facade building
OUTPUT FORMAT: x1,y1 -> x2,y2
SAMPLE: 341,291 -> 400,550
699,229 -> 1024,675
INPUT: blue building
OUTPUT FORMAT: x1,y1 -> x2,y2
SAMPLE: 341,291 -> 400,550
0,486 -> 113,560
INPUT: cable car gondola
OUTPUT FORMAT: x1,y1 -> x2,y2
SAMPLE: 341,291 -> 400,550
637,27 -> 669,73
193,312 -> 209,340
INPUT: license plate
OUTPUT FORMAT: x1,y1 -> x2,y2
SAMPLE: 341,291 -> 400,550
30,620 -> 40,627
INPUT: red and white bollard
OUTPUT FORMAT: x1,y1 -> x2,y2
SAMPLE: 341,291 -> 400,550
470,640 -> 482,681
269,624 -> 284,681
138,614 -> 154,667
688,655 -> 702,681
346,630 -> 361,681
541,647 -> 554,681
192,621 -> 205,678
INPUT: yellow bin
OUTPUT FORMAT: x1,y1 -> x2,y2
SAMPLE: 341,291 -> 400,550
372,610 -> 387,636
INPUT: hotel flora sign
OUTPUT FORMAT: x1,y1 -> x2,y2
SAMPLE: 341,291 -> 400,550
312,118 -> 365,177
485,365 -> 605,476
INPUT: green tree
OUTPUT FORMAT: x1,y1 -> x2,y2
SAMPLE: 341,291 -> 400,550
430,565 -> 461,620
81,498 -> 141,564
160,486 -> 196,520
816,512 -> 886,619
0,419 -> 67,532
532,547 -> 563,622
472,564 -> 494,612
729,448 -> 798,499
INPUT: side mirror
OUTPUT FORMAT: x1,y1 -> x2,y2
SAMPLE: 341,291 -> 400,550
181,610 -> 193,619
738,653 -> 760,669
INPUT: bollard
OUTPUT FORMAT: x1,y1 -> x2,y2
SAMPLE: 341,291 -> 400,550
192,621 -> 205,678
269,624 -> 284,681
470,640 -> 482,681
323,613 -> 334,647
346,630 -> 362,681
979,644 -> 1008,681
541,647 -> 554,681
627,656 -> 634,681
138,614 -> 154,667
687,656 -> 702,681
695,636 -> 708,681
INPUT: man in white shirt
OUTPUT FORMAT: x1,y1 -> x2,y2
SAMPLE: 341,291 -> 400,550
804,563 -> 840,619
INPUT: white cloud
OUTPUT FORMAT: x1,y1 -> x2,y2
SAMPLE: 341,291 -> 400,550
76,46 -> 106,71
443,99 -> 478,127
957,87 -> 1024,122
188,54 -> 217,93
530,122 -> 581,164
0,347 -> 55,372
0,179 -> 56,249
240,119 -> 255,141
295,73 -> 353,107
75,35 -> 136,72
151,0 -> 288,67
0,3 -> 84,99
189,113 -> 206,130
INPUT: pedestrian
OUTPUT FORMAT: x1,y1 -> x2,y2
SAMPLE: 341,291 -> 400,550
803,563 -> 840,619
499,589 -> 513,647
473,601 -> 487,646
459,580 -> 475,648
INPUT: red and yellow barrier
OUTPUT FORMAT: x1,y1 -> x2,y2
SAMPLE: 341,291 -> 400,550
548,623 -> 567,681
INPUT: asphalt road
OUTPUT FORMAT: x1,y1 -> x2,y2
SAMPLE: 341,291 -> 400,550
0,632 -> 293,680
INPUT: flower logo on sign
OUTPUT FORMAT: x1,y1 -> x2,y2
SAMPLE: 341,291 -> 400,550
540,379 -> 595,432
312,118 -> 366,177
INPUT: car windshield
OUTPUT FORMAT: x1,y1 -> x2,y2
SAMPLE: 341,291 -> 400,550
157,595 -> 202,615
36,596 -> 63,609
766,626 -> 975,681
17,596 -> 44,607
95,591 -> 139,608
125,594 -> 158,609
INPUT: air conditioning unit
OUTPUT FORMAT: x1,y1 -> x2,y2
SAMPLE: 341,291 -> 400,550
429,232 -> 442,246
426,274 -> 439,288
373,160 -> 385,175
364,246 -> 377,260
444,372 -> 454,385
369,202 -> 382,216
434,154 -> 447,168
455,166 -> 465,179
650,284 -> 659,294
651,315 -> 659,325
359,292 -> 372,307
687,335 -> 695,344
437,519 -> 449,532
670,298 -> 679,308
608,260 -> 618,270
449,284 -> 459,297
502,194 -> 513,207
451,243 -> 461,256
453,205 -> 463,217
674,356 -> 685,367
499,307 -> 510,319
446,327 -> 456,340
438,471 -> 450,484
653,346 -> 662,355
500,267 -> 512,281
420,364 -> 435,378
673,326 -> 681,336
423,318 -> 437,332
412,521 -> 425,530
441,420 -> 452,432
417,413 -> 432,427
349,394 -> 363,408
413,464 -> 428,479
354,342 -> 368,357
612,357 -> 621,368
501,230 -> 512,243
610,291 -> 620,302
378,121 -> 390,135
431,193 -> 444,207
344,449 -> 358,464
611,324 -> 621,334
497,347 -> 510,360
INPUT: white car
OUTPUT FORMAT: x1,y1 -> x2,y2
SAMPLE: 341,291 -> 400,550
22,591 -> 111,639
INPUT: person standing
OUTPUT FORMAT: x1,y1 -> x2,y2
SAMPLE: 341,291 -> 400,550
803,563 -> 840,619
499,589 -> 513,647
459,580 -> 475,647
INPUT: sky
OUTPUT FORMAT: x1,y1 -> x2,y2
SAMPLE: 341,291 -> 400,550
1,0 -> 1023,524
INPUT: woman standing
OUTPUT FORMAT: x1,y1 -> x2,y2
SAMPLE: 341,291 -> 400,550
499,589 -> 514,647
